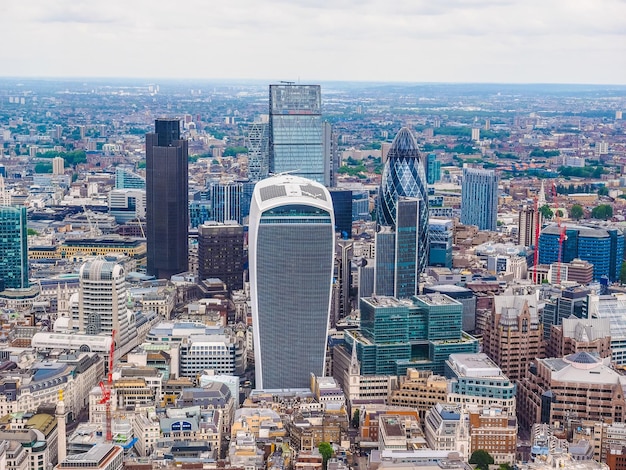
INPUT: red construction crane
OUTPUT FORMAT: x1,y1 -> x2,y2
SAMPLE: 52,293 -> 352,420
533,196 -> 540,284
551,183 -> 567,284
99,329 -> 116,442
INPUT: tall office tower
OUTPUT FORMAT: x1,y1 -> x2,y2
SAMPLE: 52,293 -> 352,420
374,227 -> 395,296
115,166 -> 146,189
394,197 -> 420,299
461,167 -> 499,231
75,258 -> 136,350
0,206 -> 28,290
209,180 -> 243,223
52,157 -> 65,175
329,189 -> 353,237
146,119 -> 188,279
426,153 -> 441,184
246,122 -> 269,181
250,174 -> 334,389
198,221 -> 244,291
323,122 -> 339,187
333,238 -> 354,325
268,84 -> 326,184
518,204 -> 542,247
377,127 -> 429,275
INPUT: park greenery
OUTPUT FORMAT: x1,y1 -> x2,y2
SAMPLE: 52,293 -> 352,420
223,146 -> 248,157
36,150 -> 86,167
591,204 -> 613,220
570,204 -> 584,220
558,165 -> 605,178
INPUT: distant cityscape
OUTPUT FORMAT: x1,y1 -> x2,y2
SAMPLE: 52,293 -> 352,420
0,78 -> 626,470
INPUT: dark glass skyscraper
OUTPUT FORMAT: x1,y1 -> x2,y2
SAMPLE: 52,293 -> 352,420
250,174 -> 334,389
269,84 -> 326,184
377,127 -> 429,275
146,119 -> 189,279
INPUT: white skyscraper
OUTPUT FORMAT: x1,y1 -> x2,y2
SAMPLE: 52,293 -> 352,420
249,174 -> 335,389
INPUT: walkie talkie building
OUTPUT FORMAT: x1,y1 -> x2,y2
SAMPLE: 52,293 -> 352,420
249,174 -> 335,389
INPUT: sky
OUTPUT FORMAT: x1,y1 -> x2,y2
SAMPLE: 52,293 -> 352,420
1,0 -> 625,85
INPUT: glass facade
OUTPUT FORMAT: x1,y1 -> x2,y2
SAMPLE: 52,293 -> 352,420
395,198 -> 420,299
329,189 -> 353,237
246,122 -> 269,182
426,153 -> 441,184
539,224 -> 625,281
377,128 -> 429,275
0,206 -> 28,289
460,167 -> 499,231
269,85 -> 325,184
209,181 -> 243,224
250,176 -> 334,389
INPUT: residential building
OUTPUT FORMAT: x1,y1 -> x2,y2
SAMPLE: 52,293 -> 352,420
146,118 -> 188,279
461,167 -> 499,231
249,175 -> 334,389
519,204 -> 542,248
377,127 -> 429,275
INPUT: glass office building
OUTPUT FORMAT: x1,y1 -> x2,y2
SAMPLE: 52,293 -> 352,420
249,175 -> 334,389
378,128 -> 429,275
0,206 -> 28,289
539,224 -> 624,282
269,84 -> 325,184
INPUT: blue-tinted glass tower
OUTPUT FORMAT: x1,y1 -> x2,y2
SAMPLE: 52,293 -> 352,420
395,198 -> 420,299
539,224 -> 624,282
461,167 -> 499,231
269,84 -> 326,184
426,153 -> 441,184
377,128 -> 429,275
250,174 -> 335,389
0,206 -> 28,290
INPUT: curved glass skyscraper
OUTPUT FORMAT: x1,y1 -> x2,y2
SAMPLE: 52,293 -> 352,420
249,175 -> 335,389
377,127 -> 429,274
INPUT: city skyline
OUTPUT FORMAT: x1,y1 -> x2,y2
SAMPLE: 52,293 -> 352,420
1,0 -> 625,85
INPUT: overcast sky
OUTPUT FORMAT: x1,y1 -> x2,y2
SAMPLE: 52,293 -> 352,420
1,0 -> 625,84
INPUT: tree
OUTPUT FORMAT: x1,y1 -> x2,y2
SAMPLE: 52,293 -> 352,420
591,204 -> 613,220
469,450 -> 494,470
318,442 -> 333,469
598,186 -> 609,196
539,204 -> 553,220
351,409 -> 360,429
27,228 -> 38,236
570,204 -> 584,220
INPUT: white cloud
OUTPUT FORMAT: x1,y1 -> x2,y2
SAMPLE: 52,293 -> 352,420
0,0 -> 624,83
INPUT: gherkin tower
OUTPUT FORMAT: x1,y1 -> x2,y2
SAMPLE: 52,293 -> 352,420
377,127 -> 429,274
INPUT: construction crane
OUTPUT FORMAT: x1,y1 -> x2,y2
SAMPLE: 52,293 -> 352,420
99,329 -> 116,442
551,183 -> 567,284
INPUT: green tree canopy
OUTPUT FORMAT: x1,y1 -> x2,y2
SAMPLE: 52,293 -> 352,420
318,442 -> 333,469
469,450 -> 494,470
351,409 -> 360,429
223,146 -> 248,157
570,204 -> 584,220
591,204 -> 613,220
539,204 -> 553,220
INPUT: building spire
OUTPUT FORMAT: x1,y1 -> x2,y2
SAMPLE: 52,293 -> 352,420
349,339 -> 360,376
538,181 -> 547,207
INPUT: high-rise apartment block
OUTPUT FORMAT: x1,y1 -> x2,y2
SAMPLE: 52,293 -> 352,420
146,119 -> 189,279
197,221 -> 244,291
52,156 -> 65,175
269,84 -> 326,184
518,204 -> 542,247
246,122 -> 269,182
0,206 -> 28,290
378,128 -> 429,275
249,174 -> 335,389
461,167 -> 499,231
